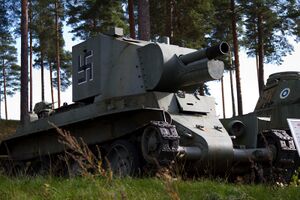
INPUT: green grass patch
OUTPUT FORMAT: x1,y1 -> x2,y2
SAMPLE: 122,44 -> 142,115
0,176 -> 298,200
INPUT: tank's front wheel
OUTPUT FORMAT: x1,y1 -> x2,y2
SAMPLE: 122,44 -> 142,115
258,130 -> 297,183
106,140 -> 141,177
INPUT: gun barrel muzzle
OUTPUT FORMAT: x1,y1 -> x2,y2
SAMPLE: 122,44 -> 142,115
180,42 -> 229,65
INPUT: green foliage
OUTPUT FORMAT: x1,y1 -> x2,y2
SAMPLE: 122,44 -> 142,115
208,0 -> 233,45
31,0 -> 72,91
52,50 -> 72,92
2,0 -> 21,37
0,1 -> 21,100
150,0 -> 215,49
149,0 -> 166,38
66,0 -> 127,40
0,176 -> 299,200
31,0 -> 54,59
175,0 -> 214,48
239,0 -> 300,65
290,167 -> 300,186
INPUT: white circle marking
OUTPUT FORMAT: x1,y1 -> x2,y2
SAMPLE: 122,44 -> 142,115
280,88 -> 290,99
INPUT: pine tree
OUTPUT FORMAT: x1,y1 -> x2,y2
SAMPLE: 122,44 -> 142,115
0,34 -> 21,120
128,0 -> 136,38
31,0 -> 71,105
208,0 -> 232,116
51,2 -> 72,100
66,0 -> 127,40
149,0 -> 167,38
230,0 -> 242,116
239,0 -> 300,95
207,0 -> 242,116
55,0 -> 62,107
52,50 -> 72,92
29,0 -> 34,112
150,0 -> 215,48
138,0 -> 150,40
31,0 -> 54,102
42,0 -> 66,107
0,2 -> 21,120
21,0 -> 29,122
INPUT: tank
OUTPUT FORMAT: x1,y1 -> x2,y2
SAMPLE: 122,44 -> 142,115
255,71 -> 300,129
222,71 -> 300,181
0,27 -> 279,177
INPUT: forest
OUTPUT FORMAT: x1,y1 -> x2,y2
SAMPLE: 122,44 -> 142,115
0,0 -> 299,121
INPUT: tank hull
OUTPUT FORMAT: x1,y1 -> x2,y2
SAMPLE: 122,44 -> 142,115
0,92 -> 266,173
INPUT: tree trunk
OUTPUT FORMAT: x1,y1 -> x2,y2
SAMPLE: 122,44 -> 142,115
128,0 -> 135,39
255,53 -> 260,91
255,53 -> 259,78
29,0 -> 33,112
138,0 -> 150,40
2,65 -> 7,120
165,0 -> 173,40
21,0 -> 29,123
0,80 -> 1,120
230,0 -> 243,116
221,77 -> 225,118
41,51 -> 45,102
229,69 -> 236,117
257,14 -> 264,96
49,62 -> 54,108
55,0 -> 61,107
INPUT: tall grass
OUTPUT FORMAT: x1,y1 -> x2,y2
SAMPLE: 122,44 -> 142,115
0,175 -> 299,200
51,124 -> 300,200
0,122 -> 299,199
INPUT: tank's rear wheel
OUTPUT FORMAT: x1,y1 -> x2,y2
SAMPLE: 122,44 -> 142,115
106,140 -> 141,177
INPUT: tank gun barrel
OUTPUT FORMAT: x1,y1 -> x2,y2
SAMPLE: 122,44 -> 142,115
180,42 -> 229,65
138,42 -> 229,91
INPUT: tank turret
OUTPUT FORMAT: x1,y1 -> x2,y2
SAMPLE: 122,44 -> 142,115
138,42 -> 228,91
72,31 -> 229,102
255,71 -> 300,129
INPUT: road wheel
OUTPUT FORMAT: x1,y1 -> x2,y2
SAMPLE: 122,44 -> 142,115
106,140 -> 141,177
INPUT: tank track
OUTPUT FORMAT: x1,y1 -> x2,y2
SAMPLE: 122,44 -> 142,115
141,121 -> 180,165
259,129 -> 297,183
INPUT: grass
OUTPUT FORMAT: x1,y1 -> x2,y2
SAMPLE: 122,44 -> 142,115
1,121 -> 299,200
0,120 -> 19,140
0,176 -> 298,200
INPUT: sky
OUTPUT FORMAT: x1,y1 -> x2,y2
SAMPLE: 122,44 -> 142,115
2,27 -> 300,120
